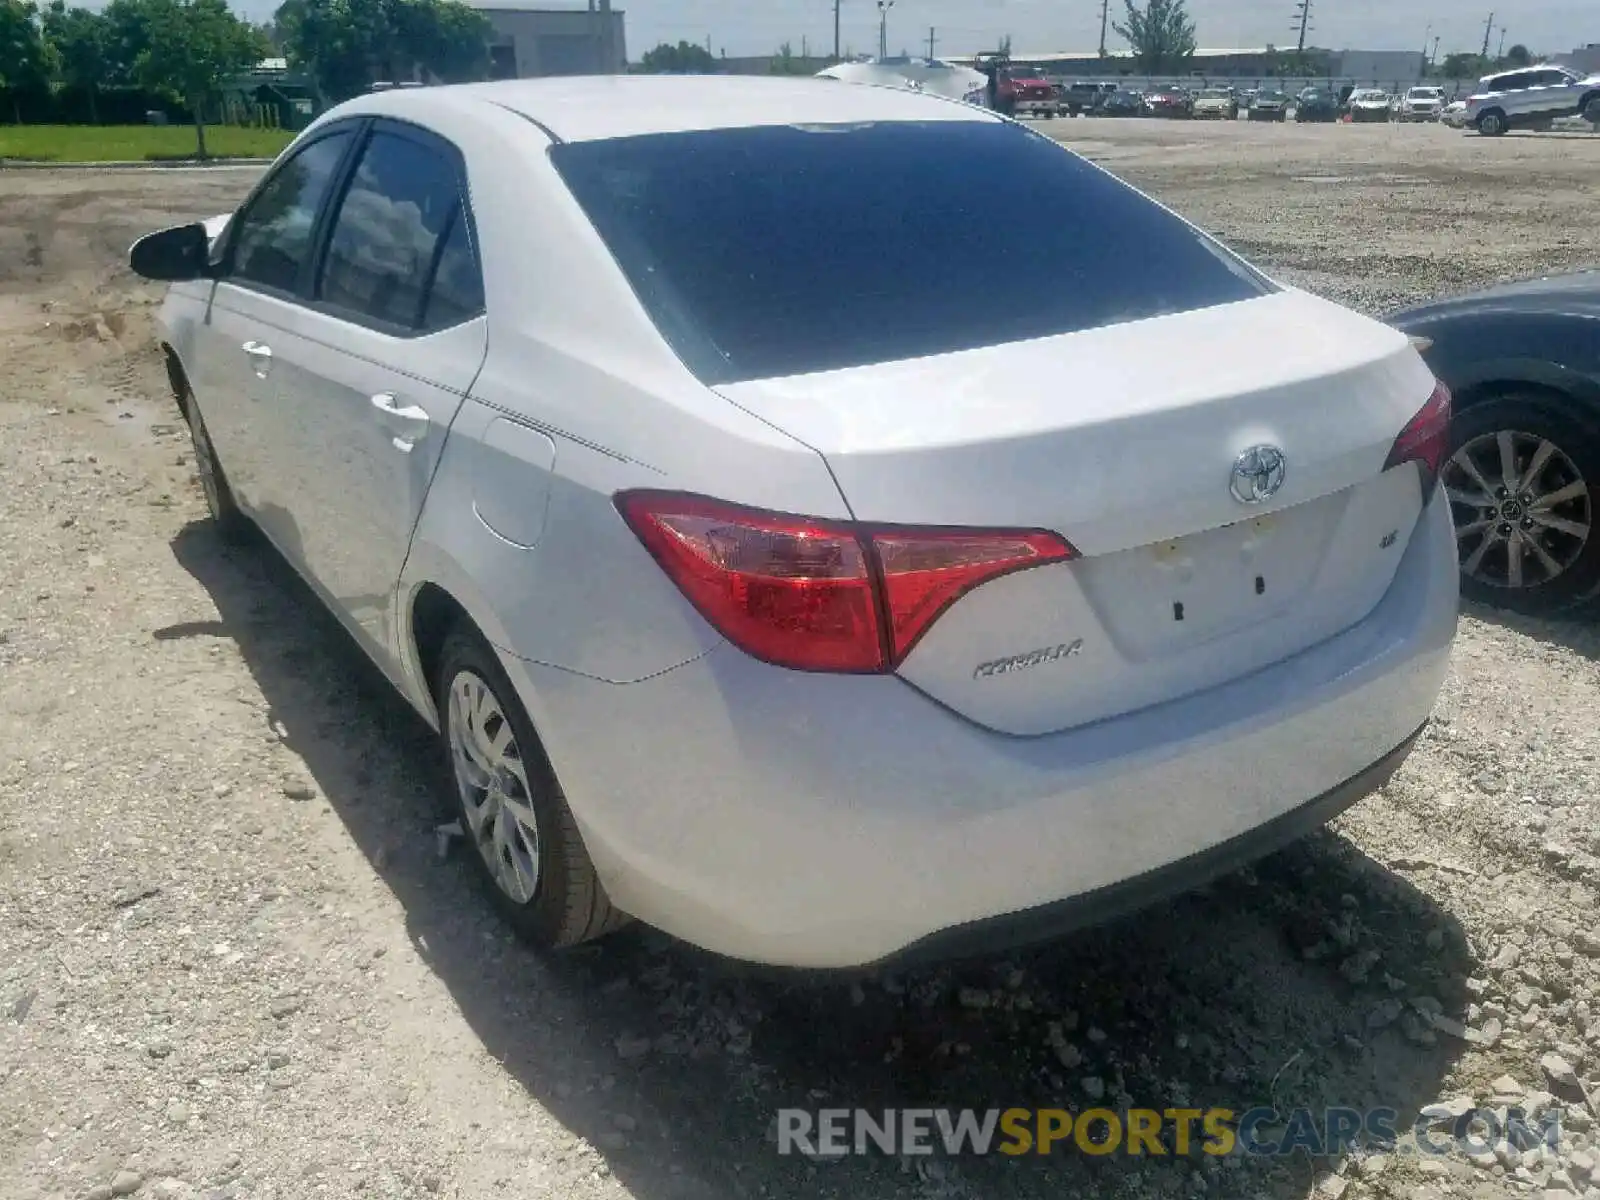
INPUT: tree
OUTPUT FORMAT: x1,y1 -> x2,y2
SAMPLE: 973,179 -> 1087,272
131,0 -> 268,158
769,40 -> 808,75
274,0 -> 490,103
1503,43 -> 1532,67
0,0 -> 51,121
636,39 -> 715,74
42,1 -> 109,121
1112,0 -> 1195,75
1438,51 -> 1490,80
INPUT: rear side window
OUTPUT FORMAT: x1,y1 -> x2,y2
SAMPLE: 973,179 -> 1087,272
551,120 -> 1272,384
317,128 -> 483,330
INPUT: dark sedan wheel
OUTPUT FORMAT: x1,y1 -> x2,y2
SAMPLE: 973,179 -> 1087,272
1445,396 -> 1600,614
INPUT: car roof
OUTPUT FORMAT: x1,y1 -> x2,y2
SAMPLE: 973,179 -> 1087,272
333,75 -> 996,143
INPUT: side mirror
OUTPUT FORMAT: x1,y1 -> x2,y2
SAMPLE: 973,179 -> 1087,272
129,223 -> 215,283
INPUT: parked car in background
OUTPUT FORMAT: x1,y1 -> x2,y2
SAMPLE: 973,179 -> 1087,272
1441,100 -> 1471,128
1248,90 -> 1288,121
129,75 -> 1457,969
1389,270 -> 1600,615
1100,89 -> 1146,117
1064,81 -> 1117,116
1398,85 -> 1446,122
1295,88 -> 1340,122
1348,89 -> 1393,122
1466,64 -> 1600,136
1192,87 -> 1239,120
1144,86 -> 1193,119
998,65 -> 1062,118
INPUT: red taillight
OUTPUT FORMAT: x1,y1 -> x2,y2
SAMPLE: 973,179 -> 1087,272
1383,380 -> 1452,500
615,491 -> 1077,674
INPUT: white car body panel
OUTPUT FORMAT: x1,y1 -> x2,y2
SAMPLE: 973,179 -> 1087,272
149,76 -> 1458,967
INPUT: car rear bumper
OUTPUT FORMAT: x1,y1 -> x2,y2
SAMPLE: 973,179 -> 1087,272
514,495 -> 1457,968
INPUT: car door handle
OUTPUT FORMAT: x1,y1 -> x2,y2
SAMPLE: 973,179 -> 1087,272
241,340 -> 272,378
370,392 -> 431,453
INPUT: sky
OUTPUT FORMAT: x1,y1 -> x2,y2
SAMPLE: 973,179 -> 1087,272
608,0 -> 1592,61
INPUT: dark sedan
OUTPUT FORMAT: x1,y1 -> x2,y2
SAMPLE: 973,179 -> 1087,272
1100,90 -> 1145,117
1389,270 -> 1600,614
1295,89 -> 1340,122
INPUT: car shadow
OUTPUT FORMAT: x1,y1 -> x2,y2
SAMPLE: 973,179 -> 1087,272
1462,598 -> 1600,661
165,517 -> 1474,1199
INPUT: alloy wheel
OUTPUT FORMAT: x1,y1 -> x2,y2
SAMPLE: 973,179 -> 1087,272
1445,429 -> 1592,591
447,669 -> 542,904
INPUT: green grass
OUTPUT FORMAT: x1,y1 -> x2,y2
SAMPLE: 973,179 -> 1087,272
0,124 -> 294,163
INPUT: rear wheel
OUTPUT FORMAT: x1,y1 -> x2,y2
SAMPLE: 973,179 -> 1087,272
437,628 -> 629,949
1477,109 -> 1508,136
1445,395 -> 1600,615
1583,95 -> 1600,124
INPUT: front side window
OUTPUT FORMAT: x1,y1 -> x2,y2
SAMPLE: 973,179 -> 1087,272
552,121 -> 1271,384
230,131 -> 354,293
317,128 -> 480,330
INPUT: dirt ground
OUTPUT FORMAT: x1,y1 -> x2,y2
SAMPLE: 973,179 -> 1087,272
2,122 -> 1599,1200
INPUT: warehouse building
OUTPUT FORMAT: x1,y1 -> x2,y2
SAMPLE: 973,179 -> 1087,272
465,1 -> 628,78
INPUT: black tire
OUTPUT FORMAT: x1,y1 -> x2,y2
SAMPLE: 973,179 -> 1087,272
1446,393 -> 1600,616
436,626 -> 629,950
1582,94 -> 1600,124
182,392 -> 252,545
1476,109 -> 1508,136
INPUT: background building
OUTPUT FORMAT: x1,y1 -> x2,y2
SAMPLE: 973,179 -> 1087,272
465,2 -> 627,78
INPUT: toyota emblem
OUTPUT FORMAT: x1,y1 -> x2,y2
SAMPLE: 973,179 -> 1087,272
1230,445 -> 1287,505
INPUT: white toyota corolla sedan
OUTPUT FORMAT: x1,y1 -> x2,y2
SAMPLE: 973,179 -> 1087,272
130,76 -> 1458,969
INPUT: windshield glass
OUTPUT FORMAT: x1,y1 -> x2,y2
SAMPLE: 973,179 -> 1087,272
1199,89 -> 1231,98
551,121 -> 1274,384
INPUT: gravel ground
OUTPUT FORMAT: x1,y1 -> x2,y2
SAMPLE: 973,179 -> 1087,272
3,120 -> 1599,1200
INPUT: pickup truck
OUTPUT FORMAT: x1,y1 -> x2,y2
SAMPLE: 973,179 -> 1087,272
997,66 -> 1062,118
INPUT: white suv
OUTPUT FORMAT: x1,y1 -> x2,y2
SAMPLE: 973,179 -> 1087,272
1465,64 -> 1600,135
1398,86 -> 1445,121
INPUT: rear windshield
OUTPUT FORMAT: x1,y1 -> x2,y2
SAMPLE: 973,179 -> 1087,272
549,120 -> 1274,384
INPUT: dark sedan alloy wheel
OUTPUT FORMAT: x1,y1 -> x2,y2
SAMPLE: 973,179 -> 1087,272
1445,429 -> 1592,593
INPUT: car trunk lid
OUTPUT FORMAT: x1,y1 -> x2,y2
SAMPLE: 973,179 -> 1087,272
714,289 -> 1438,735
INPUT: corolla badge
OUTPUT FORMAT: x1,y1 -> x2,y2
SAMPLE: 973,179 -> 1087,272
1230,445 -> 1287,505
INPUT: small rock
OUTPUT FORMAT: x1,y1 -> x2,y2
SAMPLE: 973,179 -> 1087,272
1490,1074 -> 1525,1097
1053,1042 -> 1083,1069
1081,1076 -> 1106,1100
1425,929 -> 1445,952
1476,1017 -> 1505,1048
1417,1159 -> 1449,1178
151,1180 -> 188,1200
282,784 -> 315,802
1467,1148 -> 1500,1169
1319,1176 -> 1349,1199
266,1051 -> 290,1070
1368,998 -> 1404,1029
1086,1026 -> 1107,1044
1543,1053 -> 1581,1089
1568,1150 -> 1596,1182
88,1187 -> 114,1200
614,1033 -> 652,1060
111,1170 -> 144,1196
1421,1095 -> 1476,1124
268,996 -> 304,1019
611,1113 -> 637,1132
1491,944 -> 1524,972
419,1172 -> 441,1193
956,986 -> 992,1010
146,1039 -> 174,1059
165,1099 -> 190,1125
1356,1153 -> 1392,1179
